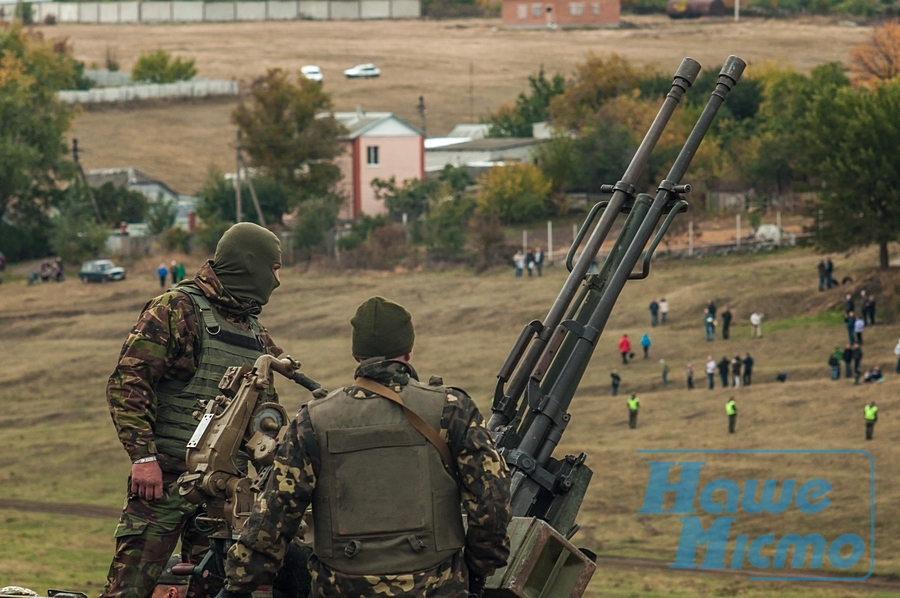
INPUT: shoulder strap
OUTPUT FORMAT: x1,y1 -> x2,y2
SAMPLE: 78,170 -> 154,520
353,377 -> 457,476
177,286 -> 220,334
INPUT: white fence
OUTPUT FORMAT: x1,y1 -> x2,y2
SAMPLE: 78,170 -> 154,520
59,78 -> 238,103
3,0 -> 421,22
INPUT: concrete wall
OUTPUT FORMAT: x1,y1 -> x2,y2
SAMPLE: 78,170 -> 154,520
58,79 -> 239,104
6,0 -> 419,22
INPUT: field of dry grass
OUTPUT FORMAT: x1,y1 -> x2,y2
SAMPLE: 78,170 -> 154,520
43,15 -> 871,193
3,244 -> 900,596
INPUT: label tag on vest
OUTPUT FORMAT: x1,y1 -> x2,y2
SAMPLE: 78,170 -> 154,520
187,413 -> 214,448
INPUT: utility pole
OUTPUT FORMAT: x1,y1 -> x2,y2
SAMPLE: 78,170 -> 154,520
416,95 -> 427,137
235,130 -> 266,226
72,139 -> 103,224
469,62 -> 474,123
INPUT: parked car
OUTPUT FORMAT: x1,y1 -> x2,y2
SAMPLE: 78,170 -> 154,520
301,65 -> 323,82
343,63 -> 381,79
79,259 -> 126,283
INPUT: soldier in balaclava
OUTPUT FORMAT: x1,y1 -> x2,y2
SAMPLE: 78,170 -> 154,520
220,297 -> 512,598
101,223 -> 286,598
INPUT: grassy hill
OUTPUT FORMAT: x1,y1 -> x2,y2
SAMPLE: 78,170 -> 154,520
2,245 -> 900,597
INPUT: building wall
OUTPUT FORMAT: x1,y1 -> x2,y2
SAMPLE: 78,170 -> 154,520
357,135 -> 423,217
501,0 -> 619,26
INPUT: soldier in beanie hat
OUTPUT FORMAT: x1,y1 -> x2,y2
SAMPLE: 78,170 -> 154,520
151,556 -> 188,598
102,223 -> 304,598
222,297 -> 511,598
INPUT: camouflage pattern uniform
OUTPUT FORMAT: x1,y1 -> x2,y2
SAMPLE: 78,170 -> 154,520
225,359 -> 511,598
102,262 -> 282,598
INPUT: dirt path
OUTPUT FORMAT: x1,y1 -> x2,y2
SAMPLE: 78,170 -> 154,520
1,499 -> 896,592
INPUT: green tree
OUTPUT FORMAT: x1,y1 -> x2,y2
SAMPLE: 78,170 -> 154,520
802,80 -> 900,268
476,163 -> 551,224
423,195 -> 475,261
91,182 -> 148,227
131,49 -> 197,84
197,169 -> 293,225
487,66 -> 566,138
147,197 -> 178,234
232,69 -> 345,198
0,23 -> 79,236
49,190 -> 108,262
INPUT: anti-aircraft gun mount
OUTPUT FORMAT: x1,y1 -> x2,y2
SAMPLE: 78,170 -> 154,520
173,354 -> 322,588
483,56 -> 746,598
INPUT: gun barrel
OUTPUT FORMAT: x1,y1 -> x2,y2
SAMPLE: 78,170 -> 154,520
508,56 -> 745,515
487,57 -> 701,431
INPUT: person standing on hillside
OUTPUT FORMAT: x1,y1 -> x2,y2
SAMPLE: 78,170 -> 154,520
704,309 -> 716,342
731,353 -> 742,388
864,295 -> 876,326
852,343 -> 863,382
721,306 -> 733,340
825,258 -> 835,288
640,333 -> 652,359
817,260 -> 827,291
627,394 -> 640,429
843,343 -> 854,379
526,248 -> 535,277
513,250 -> 525,277
619,334 -> 632,365
750,311 -> 763,338
533,247 -> 544,277
101,223 -> 287,598
649,299 -> 659,327
854,314 -> 865,345
170,260 -> 179,285
686,362 -> 694,390
717,356 -> 730,388
176,263 -> 186,283
742,352 -> 754,386
661,359 -> 670,387
706,355 -> 716,390
726,398 -> 737,434
845,293 -> 855,316
610,370 -> 621,396
844,311 -> 857,345
659,298 -> 669,325
707,300 -> 717,320
864,401 -> 878,440
828,347 -> 842,381
157,263 -> 169,289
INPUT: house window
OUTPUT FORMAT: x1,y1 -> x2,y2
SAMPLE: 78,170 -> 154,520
517,3 -> 527,18
366,146 -> 379,166
532,3 -> 542,17
591,1 -> 600,14
569,2 -> 584,14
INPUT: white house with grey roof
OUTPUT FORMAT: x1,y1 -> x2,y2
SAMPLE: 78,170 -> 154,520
85,167 -> 198,231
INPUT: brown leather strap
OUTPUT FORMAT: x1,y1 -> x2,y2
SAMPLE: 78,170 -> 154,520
353,377 -> 457,475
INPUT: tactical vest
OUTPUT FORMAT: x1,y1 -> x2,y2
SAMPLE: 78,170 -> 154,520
726,402 -> 736,416
865,405 -> 878,420
628,398 -> 639,411
307,378 -> 466,575
154,286 -> 267,461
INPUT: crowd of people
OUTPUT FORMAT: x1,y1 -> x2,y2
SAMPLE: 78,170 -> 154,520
27,257 -> 64,285
157,260 -> 187,289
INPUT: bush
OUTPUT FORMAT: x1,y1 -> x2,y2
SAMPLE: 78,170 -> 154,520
49,192 -> 109,263
476,163 -> 551,224
164,227 -> 191,254
339,224 -> 407,270
424,196 -> 475,262
43,13 -> 56,25
0,223 -> 51,262
132,49 -> 197,84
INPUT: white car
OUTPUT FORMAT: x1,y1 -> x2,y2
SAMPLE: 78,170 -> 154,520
343,64 -> 381,79
301,65 -> 323,82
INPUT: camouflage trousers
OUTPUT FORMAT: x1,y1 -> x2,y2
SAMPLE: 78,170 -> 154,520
100,472 -> 221,598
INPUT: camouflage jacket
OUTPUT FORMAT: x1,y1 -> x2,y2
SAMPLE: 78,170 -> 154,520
106,261 -> 282,470
225,359 -> 512,598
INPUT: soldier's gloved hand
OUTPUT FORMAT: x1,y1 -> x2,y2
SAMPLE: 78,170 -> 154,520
131,459 -> 163,501
214,589 -> 252,598
312,388 -> 329,399
468,574 -> 486,598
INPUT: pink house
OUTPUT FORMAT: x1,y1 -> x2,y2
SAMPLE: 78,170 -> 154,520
333,110 -> 424,220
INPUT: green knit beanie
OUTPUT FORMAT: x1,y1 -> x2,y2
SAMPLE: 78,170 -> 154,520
212,223 -> 282,306
351,296 -> 415,359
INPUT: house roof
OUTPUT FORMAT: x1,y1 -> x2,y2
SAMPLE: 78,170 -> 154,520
426,138 -> 539,152
447,123 -> 492,139
85,167 -> 182,197
332,110 -> 422,139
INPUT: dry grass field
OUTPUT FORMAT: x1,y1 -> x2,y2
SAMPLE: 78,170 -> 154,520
3,244 -> 900,596
42,15 -> 871,193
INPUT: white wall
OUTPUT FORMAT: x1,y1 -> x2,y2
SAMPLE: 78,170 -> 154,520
0,0 -> 419,22
58,79 -> 239,104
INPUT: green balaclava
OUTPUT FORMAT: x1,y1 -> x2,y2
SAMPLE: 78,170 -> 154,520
351,296 -> 415,359
212,223 -> 282,305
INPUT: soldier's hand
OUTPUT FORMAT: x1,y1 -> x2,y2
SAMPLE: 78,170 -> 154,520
312,388 -> 329,399
131,460 -> 164,501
